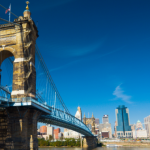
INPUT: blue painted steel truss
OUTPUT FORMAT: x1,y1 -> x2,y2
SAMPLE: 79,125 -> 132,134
0,92 -> 93,136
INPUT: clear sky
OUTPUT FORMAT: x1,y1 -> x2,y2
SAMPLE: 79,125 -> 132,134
1,0 -> 150,130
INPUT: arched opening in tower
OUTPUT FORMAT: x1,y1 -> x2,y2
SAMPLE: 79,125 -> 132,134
0,50 -> 14,98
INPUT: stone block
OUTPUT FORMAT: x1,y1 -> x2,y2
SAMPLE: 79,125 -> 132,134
83,136 -> 97,148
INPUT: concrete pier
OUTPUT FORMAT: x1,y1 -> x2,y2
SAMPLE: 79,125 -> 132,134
0,107 -> 40,150
83,136 -> 97,148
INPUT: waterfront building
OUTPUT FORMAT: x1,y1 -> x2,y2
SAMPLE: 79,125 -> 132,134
102,115 -> 109,124
64,128 -> 68,132
38,124 -> 54,140
98,115 -> 112,138
99,122 -> 112,138
115,105 -> 132,138
40,125 -> 47,135
58,132 -> 63,139
132,120 -> 147,138
144,115 -> 150,137
54,128 -> 60,140
47,125 -> 54,136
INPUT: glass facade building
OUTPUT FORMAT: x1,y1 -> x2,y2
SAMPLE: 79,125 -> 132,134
115,105 -> 132,138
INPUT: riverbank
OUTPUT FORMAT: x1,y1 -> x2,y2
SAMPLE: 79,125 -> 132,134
104,142 -> 150,147
39,146 -> 81,148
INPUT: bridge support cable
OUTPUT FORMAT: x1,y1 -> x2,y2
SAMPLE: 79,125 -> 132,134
35,44 -> 70,114
0,18 -> 20,26
0,4 -> 18,18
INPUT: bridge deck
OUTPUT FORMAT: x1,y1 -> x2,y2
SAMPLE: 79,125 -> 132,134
0,97 -> 93,136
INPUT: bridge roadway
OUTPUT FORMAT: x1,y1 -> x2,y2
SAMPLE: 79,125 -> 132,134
0,90 -> 93,136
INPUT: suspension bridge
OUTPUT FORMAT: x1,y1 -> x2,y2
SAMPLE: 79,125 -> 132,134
0,2 -> 97,150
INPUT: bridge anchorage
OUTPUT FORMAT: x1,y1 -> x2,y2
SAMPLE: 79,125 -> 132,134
0,3 -> 97,150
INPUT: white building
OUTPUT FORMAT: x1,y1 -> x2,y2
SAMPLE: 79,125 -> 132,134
132,120 -> 147,138
38,124 -> 54,140
47,125 -> 54,136
144,115 -> 150,137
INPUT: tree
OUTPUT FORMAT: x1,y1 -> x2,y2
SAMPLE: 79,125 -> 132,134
49,135 -> 53,142
59,136 -> 63,141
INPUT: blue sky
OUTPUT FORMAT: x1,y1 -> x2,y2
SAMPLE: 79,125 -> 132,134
1,0 -> 150,131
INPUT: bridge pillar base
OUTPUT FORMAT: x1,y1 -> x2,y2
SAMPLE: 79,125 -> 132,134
0,107 -> 40,150
83,136 -> 97,148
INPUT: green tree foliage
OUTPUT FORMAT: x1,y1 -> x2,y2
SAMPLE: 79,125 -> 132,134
38,138 -> 49,146
38,137 -> 81,147
49,135 -> 53,142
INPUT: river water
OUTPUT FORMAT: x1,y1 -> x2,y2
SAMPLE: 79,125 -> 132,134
39,147 -> 150,150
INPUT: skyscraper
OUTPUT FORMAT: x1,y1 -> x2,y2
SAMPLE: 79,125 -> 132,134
102,115 -> 109,123
115,105 -> 132,138
99,115 -> 112,138
144,115 -> 150,137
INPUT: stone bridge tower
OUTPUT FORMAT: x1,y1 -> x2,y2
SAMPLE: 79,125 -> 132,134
0,3 -> 38,100
0,3 -> 40,150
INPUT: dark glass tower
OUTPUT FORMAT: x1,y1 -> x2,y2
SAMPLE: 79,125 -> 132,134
116,105 -> 131,136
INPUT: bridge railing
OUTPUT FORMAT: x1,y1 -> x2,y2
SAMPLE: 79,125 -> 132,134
0,96 -> 9,102
0,96 -> 92,135
49,108 -> 92,134
10,97 -> 51,110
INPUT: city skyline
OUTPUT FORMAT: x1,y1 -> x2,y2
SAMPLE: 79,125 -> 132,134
0,0 -> 150,129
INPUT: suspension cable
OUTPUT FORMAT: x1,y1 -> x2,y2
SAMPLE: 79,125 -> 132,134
0,18 -> 20,26
35,44 -> 70,114
0,6 -> 70,114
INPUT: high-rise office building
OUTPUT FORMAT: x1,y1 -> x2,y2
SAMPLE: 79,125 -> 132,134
144,115 -> 150,137
99,115 -> 112,138
102,115 -> 109,123
115,105 -> 132,138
